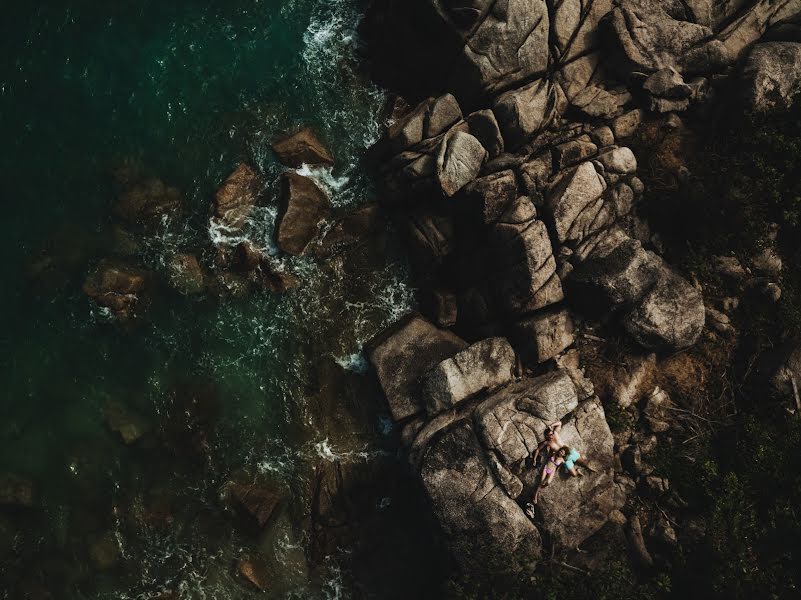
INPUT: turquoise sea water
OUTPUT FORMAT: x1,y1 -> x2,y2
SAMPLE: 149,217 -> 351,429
0,1 -> 446,598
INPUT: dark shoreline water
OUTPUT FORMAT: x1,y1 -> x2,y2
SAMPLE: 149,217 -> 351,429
0,2 -> 452,597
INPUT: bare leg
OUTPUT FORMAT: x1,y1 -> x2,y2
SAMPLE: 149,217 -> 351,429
568,466 -> 582,477
576,457 -> 595,472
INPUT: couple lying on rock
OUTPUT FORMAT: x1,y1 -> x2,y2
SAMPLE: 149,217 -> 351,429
525,421 -> 592,517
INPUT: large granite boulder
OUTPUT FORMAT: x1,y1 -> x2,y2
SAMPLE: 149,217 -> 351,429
367,314 -> 468,421
275,172 -> 330,256
623,268 -> 706,350
422,337 -> 516,415
535,397 -> 627,549
460,170 -> 518,225
741,42 -> 801,112
603,0 -> 731,77
511,307 -> 576,364
490,197 -> 564,316
493,79 -> 557,149
716,0 -> 801,61
569,236 -> 662,308
378,94 -> 463,158
436,131 -> 487,197
451,0 -> 551,97
474,370 -> 589,465
420,420 -> 542,576
545,161 -> 609,248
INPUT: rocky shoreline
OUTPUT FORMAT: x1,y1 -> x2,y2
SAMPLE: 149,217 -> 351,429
358,0 -> 801,588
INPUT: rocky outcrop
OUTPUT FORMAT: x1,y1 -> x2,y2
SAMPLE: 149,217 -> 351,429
275,172 -> 330,256
114,178 -> 183,229
361,0 -> 801,581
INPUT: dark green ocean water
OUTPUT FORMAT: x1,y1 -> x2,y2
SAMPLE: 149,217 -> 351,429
0,1 -> 440,597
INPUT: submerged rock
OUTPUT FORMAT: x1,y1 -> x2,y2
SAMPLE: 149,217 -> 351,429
83,260 -> 150,324
223,478 -> 282,531
114,178 -> 183,229
271,127 -> 334,168
275,172 -> 330,256
166,253 -> 205,296
104,401 -> 150,445
236,555 -> 271,592
88,532 -> 120,570
0,472 -> 35,507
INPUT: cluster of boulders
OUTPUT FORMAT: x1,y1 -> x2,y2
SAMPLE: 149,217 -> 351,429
366,315 -> 627,576
363,0 -> 801,583
26,126 -> 386,326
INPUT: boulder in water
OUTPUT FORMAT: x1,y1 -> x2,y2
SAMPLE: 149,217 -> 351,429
0,473 -> 35,507
104,401 -> 150,445
272,127 -> 334,168
213,163 -> 263,228
275,172 -> 331,256
166,253 -> 205,296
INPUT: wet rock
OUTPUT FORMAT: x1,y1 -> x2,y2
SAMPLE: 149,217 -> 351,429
510,307 -> 575,364
166,253 -> 205,296
422,337 -> 516,415
114,178 -> 182,229
436,131 -> 487,197
210,271 -> 251,299
271,127 -> 334,168
491,197 -> 563,316
536,398 -> 627,549
236,555 -> 270,592
88,532 -> 120,570
367,314 -> 467,421
275,172 -> 330,256
493,79 -> 557,149
460,170 -> 517,225
623,268 -> 705,351
104,401 -> 150,445
230,241 -> 262,272
419,420 -> 541,576
315,204 -> 384,257
83,260 -> 150,323
379,94 -> 462,157
213,163 -> 263,228
0,472 -> 35,507
223,479 -> 282,531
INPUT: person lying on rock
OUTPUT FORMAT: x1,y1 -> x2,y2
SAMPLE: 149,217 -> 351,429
559,445 -> 591,477
532,448 -> 564,505
533,421 -> 565,463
